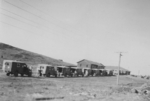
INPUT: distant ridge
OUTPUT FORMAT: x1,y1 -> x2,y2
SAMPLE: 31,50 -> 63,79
0,42 -> 76,68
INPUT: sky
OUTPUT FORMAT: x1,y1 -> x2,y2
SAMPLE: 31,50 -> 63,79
0,0 -> 150,75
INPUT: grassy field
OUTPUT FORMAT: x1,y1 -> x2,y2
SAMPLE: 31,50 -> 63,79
0,72 -> 150,101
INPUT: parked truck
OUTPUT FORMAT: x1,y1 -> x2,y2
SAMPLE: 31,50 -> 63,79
62,67 -> 73,77
70,67 -> 84,77
2,60 -> 32,77
37,64 -> 57,77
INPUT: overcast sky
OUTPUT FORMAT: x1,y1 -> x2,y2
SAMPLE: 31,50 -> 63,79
0,0 -> 150,75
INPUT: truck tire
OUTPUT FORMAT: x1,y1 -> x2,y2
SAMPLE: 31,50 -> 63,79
14,72 -> 18,77
21,73 -> 24,77
46,73 -> 50,77
55,74 -> 57,78
6,73 -> 10,76
28,74 -> 31,77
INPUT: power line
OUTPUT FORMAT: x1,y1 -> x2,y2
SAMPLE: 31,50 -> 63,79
0,13 -> 62,39
1,21 -> 78,47
4,0 -> 42,20
1,17 -> 77,43
0,21 -> 56,39
0,7 -> 40,25
0,12 -> 58,37
3,0 -> 122,42
3,0 -> 83,42
4,0 -> 59,30
20,0 -> 80,34
3,0 -> 75,38
20,0 -> 50,16
1,8 -> 68,38
0,18 -> 61,39
0,21 -> 37,34
0,12 -> 38,28
4,0 -> 72,34
0,8 -> 57,33
16,0 -> 80,36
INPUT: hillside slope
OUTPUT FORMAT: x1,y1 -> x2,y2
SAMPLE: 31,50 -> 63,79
0,43 -> 76,68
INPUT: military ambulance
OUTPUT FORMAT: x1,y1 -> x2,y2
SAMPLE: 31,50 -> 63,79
37,64 -> 57,77
2,60 -> 32,77
70,67 -> 84,77
55,66 -> 74,77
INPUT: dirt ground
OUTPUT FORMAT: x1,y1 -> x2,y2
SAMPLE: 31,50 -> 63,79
0,73 -> 150,101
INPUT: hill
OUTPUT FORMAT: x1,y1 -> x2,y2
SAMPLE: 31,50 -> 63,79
0,43 -> 76,68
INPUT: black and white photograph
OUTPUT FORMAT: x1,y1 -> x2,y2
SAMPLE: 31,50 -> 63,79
0,0 -> 150,101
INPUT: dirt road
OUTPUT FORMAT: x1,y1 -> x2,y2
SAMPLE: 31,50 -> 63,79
0,73 -> 149,101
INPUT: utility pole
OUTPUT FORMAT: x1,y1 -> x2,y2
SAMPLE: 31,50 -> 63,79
116,52 -> 127,85
117,52 -> 122,85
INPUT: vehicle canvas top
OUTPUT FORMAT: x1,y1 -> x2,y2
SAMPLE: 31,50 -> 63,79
12,62 -> 27,67
11,62 -> 28,71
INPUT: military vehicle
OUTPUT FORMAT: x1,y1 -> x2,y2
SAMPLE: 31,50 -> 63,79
3,60 -> 32,77
37,64 -> 57,77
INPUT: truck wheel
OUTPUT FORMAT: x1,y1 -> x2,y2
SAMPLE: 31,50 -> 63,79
28,74 -> 31,77
14,72 -> 18,77
46,73 -> 50,77
6,73 -> 10,76
21,73 -> 24,77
